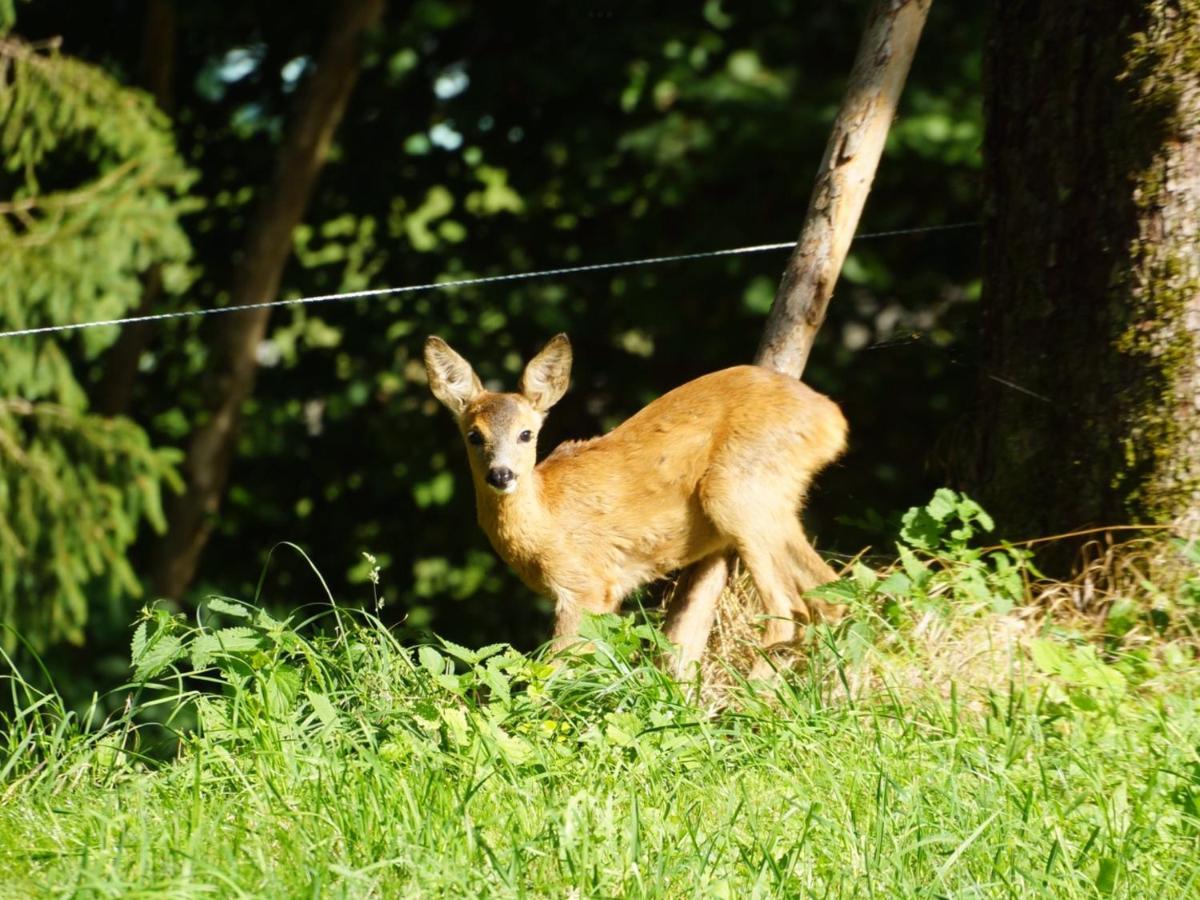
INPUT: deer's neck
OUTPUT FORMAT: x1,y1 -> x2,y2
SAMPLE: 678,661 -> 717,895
474,471 -> 552,567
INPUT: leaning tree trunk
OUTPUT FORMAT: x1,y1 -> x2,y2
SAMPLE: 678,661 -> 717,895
756,0 -> 931,377
978,0 -> 1200,543
153,0 -> 385,598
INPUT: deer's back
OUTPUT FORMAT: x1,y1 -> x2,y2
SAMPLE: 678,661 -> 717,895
537,365 -> 845,519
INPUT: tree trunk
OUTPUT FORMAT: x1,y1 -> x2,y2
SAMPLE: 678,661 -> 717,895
672,1 -> 932,631
755,0 -> 932,378
152,0 -> 385,597
94,0 -> 175,417
977,0 -> 1200,543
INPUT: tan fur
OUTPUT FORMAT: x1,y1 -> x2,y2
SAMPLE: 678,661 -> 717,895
424,334 -> 848,678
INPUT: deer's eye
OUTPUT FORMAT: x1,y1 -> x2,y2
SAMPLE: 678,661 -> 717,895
467,429 -> 484,446
518,430 -> 533,443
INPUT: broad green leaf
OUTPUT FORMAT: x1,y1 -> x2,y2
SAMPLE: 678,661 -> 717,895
206,597 -> 250,618
852,562 -> 878,593
438,638 -> 480,664
190,627 -> 262,670
133,634 -> 183,681
419,645 -> 445,676
878,572 -> 912,595
1029,638 -> 1072,676
263,665 -> 302,716
442,706 -> 470,746
473,643 -> 509,663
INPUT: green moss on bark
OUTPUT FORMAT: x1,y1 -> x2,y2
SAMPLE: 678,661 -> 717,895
980,0 -> 1200,545
1115,0 -> 1200,528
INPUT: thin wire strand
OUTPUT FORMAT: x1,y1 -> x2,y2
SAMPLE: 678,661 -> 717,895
0,221 -> 978,340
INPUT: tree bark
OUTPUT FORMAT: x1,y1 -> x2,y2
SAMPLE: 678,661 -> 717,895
94,0 -> 175,417
977,0 -> 1200,543
755,0 -> 932,378
152,0 -> 385,597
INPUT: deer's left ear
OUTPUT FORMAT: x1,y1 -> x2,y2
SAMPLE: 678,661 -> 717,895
424,336 -> 484,417
520,333 -> 572,412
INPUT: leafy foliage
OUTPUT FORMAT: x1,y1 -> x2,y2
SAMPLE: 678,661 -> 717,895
815,490 -> 1035,623
0,37 -> 192,647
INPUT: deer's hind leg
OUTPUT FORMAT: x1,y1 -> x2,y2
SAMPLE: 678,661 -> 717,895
699,478 -> 806,677
785,528 -> 846,623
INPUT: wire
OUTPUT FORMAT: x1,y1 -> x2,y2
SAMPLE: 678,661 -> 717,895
0,221 -> 978,340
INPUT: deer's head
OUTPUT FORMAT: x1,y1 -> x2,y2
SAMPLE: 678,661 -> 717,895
424,334 -> 572,495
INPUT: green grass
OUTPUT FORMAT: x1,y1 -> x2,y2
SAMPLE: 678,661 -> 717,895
3,501 -> 1200,897
2,591 -> 1198,898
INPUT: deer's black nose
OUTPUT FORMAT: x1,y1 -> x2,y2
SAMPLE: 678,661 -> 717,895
486,467 -> 515,489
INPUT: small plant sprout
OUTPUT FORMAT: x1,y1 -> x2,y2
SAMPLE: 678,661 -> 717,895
362,551 -> 384,611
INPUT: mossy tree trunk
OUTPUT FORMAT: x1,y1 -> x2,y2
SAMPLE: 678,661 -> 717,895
977,0 -> 1200,542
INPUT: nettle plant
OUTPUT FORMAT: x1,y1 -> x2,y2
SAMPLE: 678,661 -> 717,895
815,489 -> 1037,623
127,593 -> 700,772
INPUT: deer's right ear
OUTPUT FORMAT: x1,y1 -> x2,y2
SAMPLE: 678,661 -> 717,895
424,336 -> 483,416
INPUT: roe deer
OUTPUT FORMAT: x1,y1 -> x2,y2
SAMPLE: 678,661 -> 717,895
423,334 -> 847,677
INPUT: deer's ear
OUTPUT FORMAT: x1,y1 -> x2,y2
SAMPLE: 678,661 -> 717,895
424,336 -> 484,416
520,333 -> 572,412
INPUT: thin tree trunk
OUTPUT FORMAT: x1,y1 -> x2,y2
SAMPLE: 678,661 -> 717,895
977,0 -> 1200,544
676,1 -> 932,634
153,0 -> 385,597
94,0 -> 175,417
755,0 -> 931,378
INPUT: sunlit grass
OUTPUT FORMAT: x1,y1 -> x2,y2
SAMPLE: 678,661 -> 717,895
3,504 -> 1199,897
2,587 -> 1198,897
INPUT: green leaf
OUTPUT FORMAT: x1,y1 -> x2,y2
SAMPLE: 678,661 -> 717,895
442,706 -> 470,746
1030,639 -> 1125,696
604,711 -> 642,747
206,597 -> 250,618
878,572 -> 912,595
419,645 -> 446,676
487,723 -> 532,765
1029,638 -> 1072,676
263,665 -> 301,716
926,488 -> 958,521
1096,857 -> 1118,894
473,643 -> 509,663
130,620 -> 148,666
189,627 -> 262,670
306,691 -> 339,728
900,508 -> 941,550
1104,597 -> 1140,637
898,546 -> 931,587
809,579 -> 858,603
133,634 -> 183,681
480,661 -> 512,704
852,562 -> 879,593
438,638 -> 481,664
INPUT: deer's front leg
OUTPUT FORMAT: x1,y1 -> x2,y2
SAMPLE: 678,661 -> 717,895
549,589 -> 617,656
664,552 -> 731,678
550,597 -> 584,653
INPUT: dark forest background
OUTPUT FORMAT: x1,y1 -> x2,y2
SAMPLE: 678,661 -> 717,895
5,0 -> 985,694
